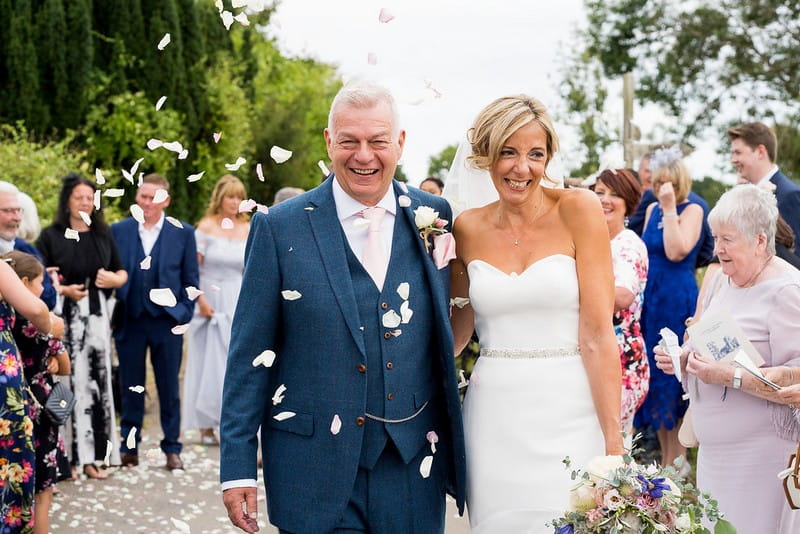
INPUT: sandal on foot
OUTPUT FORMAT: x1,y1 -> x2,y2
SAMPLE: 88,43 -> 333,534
83,464 -> 109,480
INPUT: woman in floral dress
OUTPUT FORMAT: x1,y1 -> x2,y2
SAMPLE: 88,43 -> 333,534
591,169 -> 650,434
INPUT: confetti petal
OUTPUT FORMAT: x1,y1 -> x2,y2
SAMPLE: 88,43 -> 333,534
213,132 -> 222,143
95,168 -> 106,185
270,145 -> 292,164
400,300 -> 413,324
185,286 -> 204,300
147,138 -> 164,150
104,188 -> 125,197
378,8 -> 395,23
126,427 -> 137,449
427,431 -> 439,454
153,189 -> 169,203
318,160 -> 330,176
458,369 -> 469,388
163,141 -> 184,154
304,207 -> 314,211
367,52 -> 377,65
252,349 -> 276,368
256,204 -> 269,214
330,414 -> 342,435
256,163 -> 265,182
65,228 -> 80,241
272,384 -> 287,405
239,199 -> 257,213
398,195 -> 411,207
78,210 -> 92,226
157,33 -> 171,50
221,217 -> 234,229
103,439 -> 113,466
129,385 -> 145,394
281,290 -> 302,301
221,10 -> 234,30
225,156 -> 246,171
419,455 -> 433,478
382,310 -> 402,328
210,284 -> 221,291
215,0 -> 223,12
231,0 -> 249,7
397,282 -> 410,300
130,157 -> 144,176
178,149 -> 189,160
155,96 -> 167,110
187,171 -> 205,182
171,323 -> 190,335
450,297 -> 470,309
398,182 -> 409,193
273,411 -> 295,421
170,517 -> 191,533
140,255 -> 151,270
93,190 -> 101,210
149,288 -> 177,307
166,216 -> 183,228
234,11 -> 250,26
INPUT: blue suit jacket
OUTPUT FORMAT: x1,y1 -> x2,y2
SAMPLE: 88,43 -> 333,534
771,170 -> 800,251
13,238 -> 56,310
111,216 -> 199,337
220,178 -> 467,532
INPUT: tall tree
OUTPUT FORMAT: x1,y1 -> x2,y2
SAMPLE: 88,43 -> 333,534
62,0 -> 93,128
427,143 -> 458,182
35,0 -> 69,132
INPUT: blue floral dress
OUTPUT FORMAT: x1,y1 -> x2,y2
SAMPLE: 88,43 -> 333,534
0,300 -> 35,533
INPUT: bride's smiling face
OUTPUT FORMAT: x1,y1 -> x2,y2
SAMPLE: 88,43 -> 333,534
490,122 -> 548,202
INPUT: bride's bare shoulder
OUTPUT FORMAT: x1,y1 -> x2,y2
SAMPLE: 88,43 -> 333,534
453,204 -> 495,236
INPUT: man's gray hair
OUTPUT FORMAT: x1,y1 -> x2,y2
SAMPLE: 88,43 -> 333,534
0,181 -> 20,196
708,183 -> 778,256
327,80 -> 400,135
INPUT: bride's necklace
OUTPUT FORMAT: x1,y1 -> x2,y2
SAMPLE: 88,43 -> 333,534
729,256 -> 772,289
506,188 -> 545,247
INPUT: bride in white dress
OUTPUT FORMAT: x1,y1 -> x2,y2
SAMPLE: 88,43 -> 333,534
448,95 -> 625,533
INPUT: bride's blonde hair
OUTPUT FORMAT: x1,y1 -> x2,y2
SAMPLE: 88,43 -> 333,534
467,95 -> 560,179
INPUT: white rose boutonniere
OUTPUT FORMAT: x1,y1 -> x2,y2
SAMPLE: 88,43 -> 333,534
413,205 -> 456,269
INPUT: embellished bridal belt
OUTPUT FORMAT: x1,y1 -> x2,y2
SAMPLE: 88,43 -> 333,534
480,347 -> 581,359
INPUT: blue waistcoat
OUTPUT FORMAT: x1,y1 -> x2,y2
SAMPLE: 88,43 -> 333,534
126,236 -> 166,318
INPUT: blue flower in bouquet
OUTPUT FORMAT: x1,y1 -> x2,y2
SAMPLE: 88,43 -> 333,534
637,474 -> 671,499
554,525 -> 573,534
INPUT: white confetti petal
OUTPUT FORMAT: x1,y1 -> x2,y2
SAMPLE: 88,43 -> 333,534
378,8 -> 395,23
318,160 -> 330,176
382,310 -> 402,329
231,0 -> 249,7
450,297 -> 470,309
185,286 -> 204,300
126,427 -> 137,449
367,52 -> 377,65
104,188 -> 125,198
155,96 -> 167,110
390,329 -> 402,337
187,171 -> 205,183
122,168 -> 134,184
270,145 -> 292,163
214,0 -> 223,12
129,385 -> 145,394
163,141 -> 184,153
147,138 -> 164,150
130,157 -> 144,176
153,188 -> 169,203
170,517 -> 191,533
64,228 -> 80,241
149,288 -> 177,307
166,216 -> 183,228
419,455 -> 433,478
398,195 -> 411,207
397,282 -> 410,300
281,290 -> 302,301
252,349 -> 276,368
95,168 -> 106,185
213,132 -> 222,143
221,10 -> 234,30
256,204 -> 269,214
273,411 -> 295,421
398,182 -> 409,193
400,300 -> 413,324
256,163 -> 265,182
272,384 -> 287,405
457,369 -> 469,388
78,210 -> 92,226
140,255 -> 151,270
239,198 -> 257,213
352,218 -> 370,230
330,414 -> 342,435
234,12 -> 250,26
93,190 -> 101,210
304,207 -> 314,211
103,439 -> 113,466
225,156 -> 246,171
221,217 -> 234,229
178,149 -> 189,160
157,33 -> 171,50
171,323 -> 190,335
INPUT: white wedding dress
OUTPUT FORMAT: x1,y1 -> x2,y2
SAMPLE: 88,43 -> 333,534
463,255 -> 605,533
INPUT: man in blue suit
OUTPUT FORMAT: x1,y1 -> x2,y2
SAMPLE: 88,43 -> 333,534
111,173 -> 199,470
220,82 -> 466,533
729,122 -> 800,250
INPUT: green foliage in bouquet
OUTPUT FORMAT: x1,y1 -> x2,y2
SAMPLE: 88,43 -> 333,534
549,453 -> 737,534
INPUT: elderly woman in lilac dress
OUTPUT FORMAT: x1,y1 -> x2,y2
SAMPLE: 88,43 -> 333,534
656,184 -> 800,533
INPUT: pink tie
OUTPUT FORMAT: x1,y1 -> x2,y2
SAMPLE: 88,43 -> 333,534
361,206 -> 387,290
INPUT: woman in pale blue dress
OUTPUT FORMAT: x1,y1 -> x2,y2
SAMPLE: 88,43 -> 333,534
182,176 -> 249,445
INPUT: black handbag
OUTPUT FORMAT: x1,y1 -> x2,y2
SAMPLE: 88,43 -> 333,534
44,381 -> 76,426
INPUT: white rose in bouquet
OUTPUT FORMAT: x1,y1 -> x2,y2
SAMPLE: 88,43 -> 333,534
586,455 -> 626,482
661,476 -> 682,498
569,482 -> 596,512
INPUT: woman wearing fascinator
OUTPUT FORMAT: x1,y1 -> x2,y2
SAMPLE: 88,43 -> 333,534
448,95 -> 623,533
633,146 -> 704,470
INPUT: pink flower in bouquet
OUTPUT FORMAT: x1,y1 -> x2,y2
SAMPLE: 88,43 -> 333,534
602,488 -> 624,510
586,507 -> 604,524
636,494 -> 659,510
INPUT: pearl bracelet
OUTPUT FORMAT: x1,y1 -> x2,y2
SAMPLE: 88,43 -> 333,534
663,210 -> 678,218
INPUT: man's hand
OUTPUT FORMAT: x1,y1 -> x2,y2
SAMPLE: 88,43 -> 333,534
223,487 -> 259,533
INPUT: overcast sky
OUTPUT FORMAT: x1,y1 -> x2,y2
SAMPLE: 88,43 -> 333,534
266,0 -> 734,185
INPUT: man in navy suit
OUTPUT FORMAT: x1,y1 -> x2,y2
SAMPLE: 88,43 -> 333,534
220,82 -> 466,533
111,173 -> 199,470
729,122 -> 800,250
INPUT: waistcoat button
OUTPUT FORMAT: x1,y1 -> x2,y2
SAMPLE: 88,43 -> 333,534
356,417 -> 365,426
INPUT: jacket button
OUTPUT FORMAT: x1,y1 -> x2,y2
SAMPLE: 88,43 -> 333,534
383,332 -> 391,339
386,362 -> 393,370
387,393 -> 394,400
357,364 -> 366,373
380,302 -> 388,309
356,417 -> 365,426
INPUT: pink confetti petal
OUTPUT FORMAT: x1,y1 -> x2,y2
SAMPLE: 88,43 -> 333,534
221,10 -> 234,30
104,188 -> 125,198
129,385 -> 145,394
367,52 -> 377,65
427,431 -> 439,454
163,141 -> 184,153
78,210 -> 92,226
398,182 -> 409,193
93,190 -> 101,211
171,323 -> 190,335
378,8 -> 395,23
213,132 -> 222,143
400,301 -> 413,323
330,414 -> 342,435
221,217 -> 234,229
238,198 -> 257,213
256,204 -> 269,214
210,284 -> 221,292
234,12 -> 250,26
178,149 -> 189,160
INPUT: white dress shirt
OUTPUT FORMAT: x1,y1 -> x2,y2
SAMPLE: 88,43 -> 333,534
138,212 -> 165,256
0,237 -> 14,254
755,164 -> 779,188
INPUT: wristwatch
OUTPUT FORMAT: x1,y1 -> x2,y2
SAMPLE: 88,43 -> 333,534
732,367 -> 743,389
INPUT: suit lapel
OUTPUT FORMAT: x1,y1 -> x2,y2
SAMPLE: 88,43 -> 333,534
306,179 -> 367,357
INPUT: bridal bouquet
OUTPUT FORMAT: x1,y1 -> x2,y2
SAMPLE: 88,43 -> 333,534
549,455 -> 736,533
